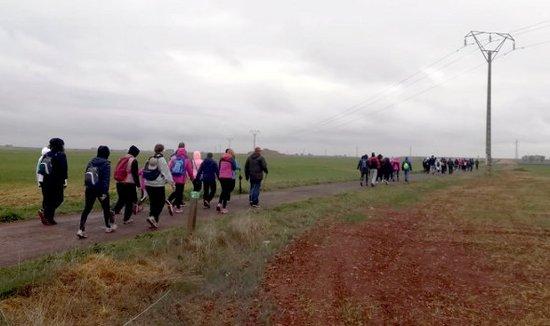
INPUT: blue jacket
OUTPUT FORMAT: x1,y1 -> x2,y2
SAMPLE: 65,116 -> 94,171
196,158 -> 219,183
85,157 -> 111,194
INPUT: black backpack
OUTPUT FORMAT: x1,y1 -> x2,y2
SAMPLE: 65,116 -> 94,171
84,165 -> 99,188
38,155 -> 53,176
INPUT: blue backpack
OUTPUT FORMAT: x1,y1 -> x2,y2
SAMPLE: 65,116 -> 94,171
171,156 -> 186,177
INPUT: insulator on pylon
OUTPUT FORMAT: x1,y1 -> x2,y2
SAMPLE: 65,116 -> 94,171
464,39 -> 467,47
489,34 -> 492,42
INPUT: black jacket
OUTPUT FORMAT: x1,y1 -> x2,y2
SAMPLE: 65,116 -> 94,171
245,153 -> 268,181
196,158 -> 219,183
43,151 -> 68,186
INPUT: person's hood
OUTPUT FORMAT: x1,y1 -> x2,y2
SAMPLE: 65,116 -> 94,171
250,152 -> 261,159
128,145 -> 140,157
97,145 -> 110,159
41,147 -> 50,155
221,153 -> 233,161
176,148 -> 187,157
49,138 -> 65,152
193,151 -> 202,161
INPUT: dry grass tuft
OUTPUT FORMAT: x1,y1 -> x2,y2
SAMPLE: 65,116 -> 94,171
1,254 -> 175,325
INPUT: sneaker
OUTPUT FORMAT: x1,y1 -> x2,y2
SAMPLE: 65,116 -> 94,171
147,216 -> 158,229
123,218 -> 134,225
216,204 -> 221,212
105,227 -> 115,233
76,229 -> 87,239
110,224 -> 118,230
167,203 -> 174,216
221,208 -> 229,214
174,208 -> 183,214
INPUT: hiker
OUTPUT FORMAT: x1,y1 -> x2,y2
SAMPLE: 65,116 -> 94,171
196,152 -> 219,208
448,158 -> 455,174
77,146 -> 115,238
217,148 -> 237,214
37,138 -> 68,225
381,157 -> 392,185
402,157 -> 412,183
475,159 -> 479,170
143,144 -> 174,228
245,147 -> 269,208
192,151 -> 203,192
167,147 -> 194,213
112,145 -> 141,224
376,154 -> 384,182
357,154 -> 369,187
36,146 -> 50,221
367,153 -> 380,187
391,158 -> 400,182
441,158 -> 448,174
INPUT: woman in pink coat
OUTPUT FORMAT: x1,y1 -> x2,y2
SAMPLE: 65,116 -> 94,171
167,148 -> 194,213
391,158 -> 401,182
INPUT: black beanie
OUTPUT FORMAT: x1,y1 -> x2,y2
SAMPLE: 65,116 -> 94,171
49,138 -> 65,152
128,145 -> 140,157
97,145 -> 110,159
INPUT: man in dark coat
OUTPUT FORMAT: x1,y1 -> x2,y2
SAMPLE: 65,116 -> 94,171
39,138 -> 68,225
244,147 -> 268,208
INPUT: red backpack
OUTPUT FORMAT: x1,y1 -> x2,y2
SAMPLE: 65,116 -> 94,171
114,156 -> 132,182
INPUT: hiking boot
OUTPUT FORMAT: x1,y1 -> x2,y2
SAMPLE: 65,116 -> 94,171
147,216 -> 158,229
123,218 -> 134,225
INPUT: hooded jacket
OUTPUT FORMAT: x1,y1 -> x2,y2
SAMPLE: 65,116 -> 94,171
43,138 -> 68,186
357,155 -> 369,172
245,153 -> 268,181
36,147 -> 50,184
144,153 -> 174,187
168,148 -> 194,184
85,146 -> 111,194
219,153 -> 237,179
192,151 -> 203,177
196,157 -> 219,183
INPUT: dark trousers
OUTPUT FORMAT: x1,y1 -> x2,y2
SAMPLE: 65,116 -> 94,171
203,180 -> 216,203
249,179 -> 262,205
359,170 -> 369,184
79,187 -> 111,231
146,186 -> 165,222
113,183 -> 137,221
41,182 -> 64,223
168,183 -> 184,208
219,178 -> 235,208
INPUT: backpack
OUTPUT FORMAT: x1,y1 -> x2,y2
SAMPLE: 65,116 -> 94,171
38,155 -> 53,176
403,162 -> 410,171
171,156 -> 186,177
114,156 -> 132,182
360,158 -> 368,170
84,165 -> 99,188
143,156 -> 161,181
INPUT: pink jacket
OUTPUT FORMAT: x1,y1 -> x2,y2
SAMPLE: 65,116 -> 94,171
168,148 -> 194,184
219,153 -> 236,179
391,159 -> 400,172
192,151 -> 203,177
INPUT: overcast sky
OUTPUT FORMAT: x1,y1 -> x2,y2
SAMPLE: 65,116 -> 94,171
1,0 -> 549,157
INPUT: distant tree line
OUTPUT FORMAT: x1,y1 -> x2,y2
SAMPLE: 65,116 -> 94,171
522,155 -> 545,163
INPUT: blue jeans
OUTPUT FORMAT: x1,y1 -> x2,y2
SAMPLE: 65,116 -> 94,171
249,180 -> 262,205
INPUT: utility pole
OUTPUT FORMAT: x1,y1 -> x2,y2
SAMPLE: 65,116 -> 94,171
515,139 -> 519,160
409,145 -> 412,158
250,130 -> 260,150
465,31 -> 515,174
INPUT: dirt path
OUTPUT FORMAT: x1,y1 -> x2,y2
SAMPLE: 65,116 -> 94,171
253,171 -> 549,324
0,178 -> 420,267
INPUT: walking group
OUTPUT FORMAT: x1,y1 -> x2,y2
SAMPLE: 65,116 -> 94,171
36,138 -> 268,239
357,153 -> 413,187
422,156 -> 479,174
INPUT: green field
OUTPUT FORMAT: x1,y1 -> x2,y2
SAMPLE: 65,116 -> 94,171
0,147 -> 368,222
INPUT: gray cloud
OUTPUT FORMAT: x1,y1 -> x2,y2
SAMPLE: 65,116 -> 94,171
0,0 -> 549,158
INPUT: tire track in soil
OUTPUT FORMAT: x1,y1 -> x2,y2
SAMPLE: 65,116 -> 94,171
250,208 -> 519,324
